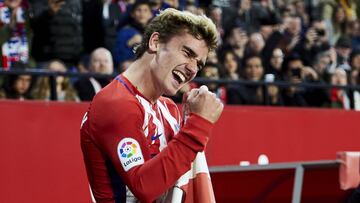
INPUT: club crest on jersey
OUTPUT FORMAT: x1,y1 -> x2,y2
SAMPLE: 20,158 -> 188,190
117,138 -> 144,171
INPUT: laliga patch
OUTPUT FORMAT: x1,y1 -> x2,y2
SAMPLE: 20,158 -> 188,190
117,138 -> 144,172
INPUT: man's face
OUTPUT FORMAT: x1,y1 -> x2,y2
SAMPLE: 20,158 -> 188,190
244,57 -> 263,81
150,33 -> 208,96
285,16 -> 301,36
90,51 -> 113,74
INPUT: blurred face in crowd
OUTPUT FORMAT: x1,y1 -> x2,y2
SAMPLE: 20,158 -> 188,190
249,33 -> 265,54
314,54 -> 331,74
284,16 -> 301,36
4,0 -> 22,9
132,4 -> 153,26
270,48 -> 284,70
90,48 -> 114,74
207,51 -> 219,64
209,7 -> 222,25
239,0 -> 251,11
336,46 -> 351,59
351,21 -> 360,37
201,64 -> 219,91
351,54 -> 360,71
14,75 -> 31,95
223,51 -> 238,74
260,25 -> 273,41
202,65 -> 219,79
294,1 -> 305,15
331,68 -> 347,85
334,7 -> 346,23
48,60 -> 67,85
228,27 -> 248,48
244,56 -> 264,81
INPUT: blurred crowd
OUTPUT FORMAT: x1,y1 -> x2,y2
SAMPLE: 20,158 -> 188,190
0,0 -> 360,110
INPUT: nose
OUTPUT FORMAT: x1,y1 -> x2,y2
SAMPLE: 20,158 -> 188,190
185,59 -> 198,77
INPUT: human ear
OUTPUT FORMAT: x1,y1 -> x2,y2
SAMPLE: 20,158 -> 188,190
148,32 -> 160,52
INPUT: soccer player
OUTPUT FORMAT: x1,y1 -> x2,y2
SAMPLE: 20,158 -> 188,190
80,8 -> 223,203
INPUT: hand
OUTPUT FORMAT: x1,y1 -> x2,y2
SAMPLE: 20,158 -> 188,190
302,66 -> 319,81
48,0 -> 65,14
287,35 -> 300,51
183,85 -> 223,124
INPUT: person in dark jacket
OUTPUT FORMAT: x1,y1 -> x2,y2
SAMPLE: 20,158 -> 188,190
29,0 -> 83,67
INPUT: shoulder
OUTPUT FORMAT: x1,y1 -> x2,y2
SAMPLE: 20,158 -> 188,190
90,80 -> 145,122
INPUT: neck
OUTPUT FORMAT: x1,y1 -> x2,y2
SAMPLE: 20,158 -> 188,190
123,54 -> 162,103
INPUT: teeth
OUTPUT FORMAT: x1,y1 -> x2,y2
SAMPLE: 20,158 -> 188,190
173,70 -> 186,83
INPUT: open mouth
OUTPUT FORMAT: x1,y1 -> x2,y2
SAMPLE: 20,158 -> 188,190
172,70 -> 186,84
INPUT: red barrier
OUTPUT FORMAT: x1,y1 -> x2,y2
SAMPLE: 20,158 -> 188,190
0,100 -> 90,203
0,100 -> 359,202
206,105 -> 360,166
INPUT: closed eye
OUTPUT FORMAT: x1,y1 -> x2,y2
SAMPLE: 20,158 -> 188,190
182,46 -> 205,71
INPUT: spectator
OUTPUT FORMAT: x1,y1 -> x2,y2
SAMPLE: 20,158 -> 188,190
199,62 -> 226,103
220,49 -> 241,80
206,5 -> 224,45
82,0 -> 122,55
282,54 -> 329,107
74,47 -> 114,101
275,14 -> 302,56
293,19 -> 330,66
245,32 -> 265,56
223,0 -> 280,34
328,67 -> 350,109
335,36 -> 352,70
346,20 -> 360,49
292,0 -> 310,28
325,6 -> 347,46
31,59 -> 79,101
312,51 -> 333,82
227,54 -> 267,105
221,26 -> 248,60
0,73 -> 33,100
350,68 -> 360,110
113,0 -> 152,70
30,0 -> 83,67
266,47 -> 285,81
0,0 -> 33,69
350,49 -> 360,71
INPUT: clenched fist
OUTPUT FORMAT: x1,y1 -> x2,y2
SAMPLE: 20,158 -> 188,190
183,85 -> 223,124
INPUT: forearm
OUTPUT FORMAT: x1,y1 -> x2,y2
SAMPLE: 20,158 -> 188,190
124,114 -> 213,202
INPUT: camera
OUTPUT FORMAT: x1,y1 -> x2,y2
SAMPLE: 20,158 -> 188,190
315,29 -> 325,37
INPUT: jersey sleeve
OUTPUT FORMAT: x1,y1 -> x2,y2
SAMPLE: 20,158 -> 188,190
90,97 -> 214,203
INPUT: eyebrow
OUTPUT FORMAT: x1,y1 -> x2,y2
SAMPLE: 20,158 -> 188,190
183,45 -> 205,69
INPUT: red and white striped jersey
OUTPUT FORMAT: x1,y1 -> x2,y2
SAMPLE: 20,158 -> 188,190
81,75 -> 213,203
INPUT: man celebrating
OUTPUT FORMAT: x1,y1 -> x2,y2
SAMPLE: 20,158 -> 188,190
81,8 -> 223,203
